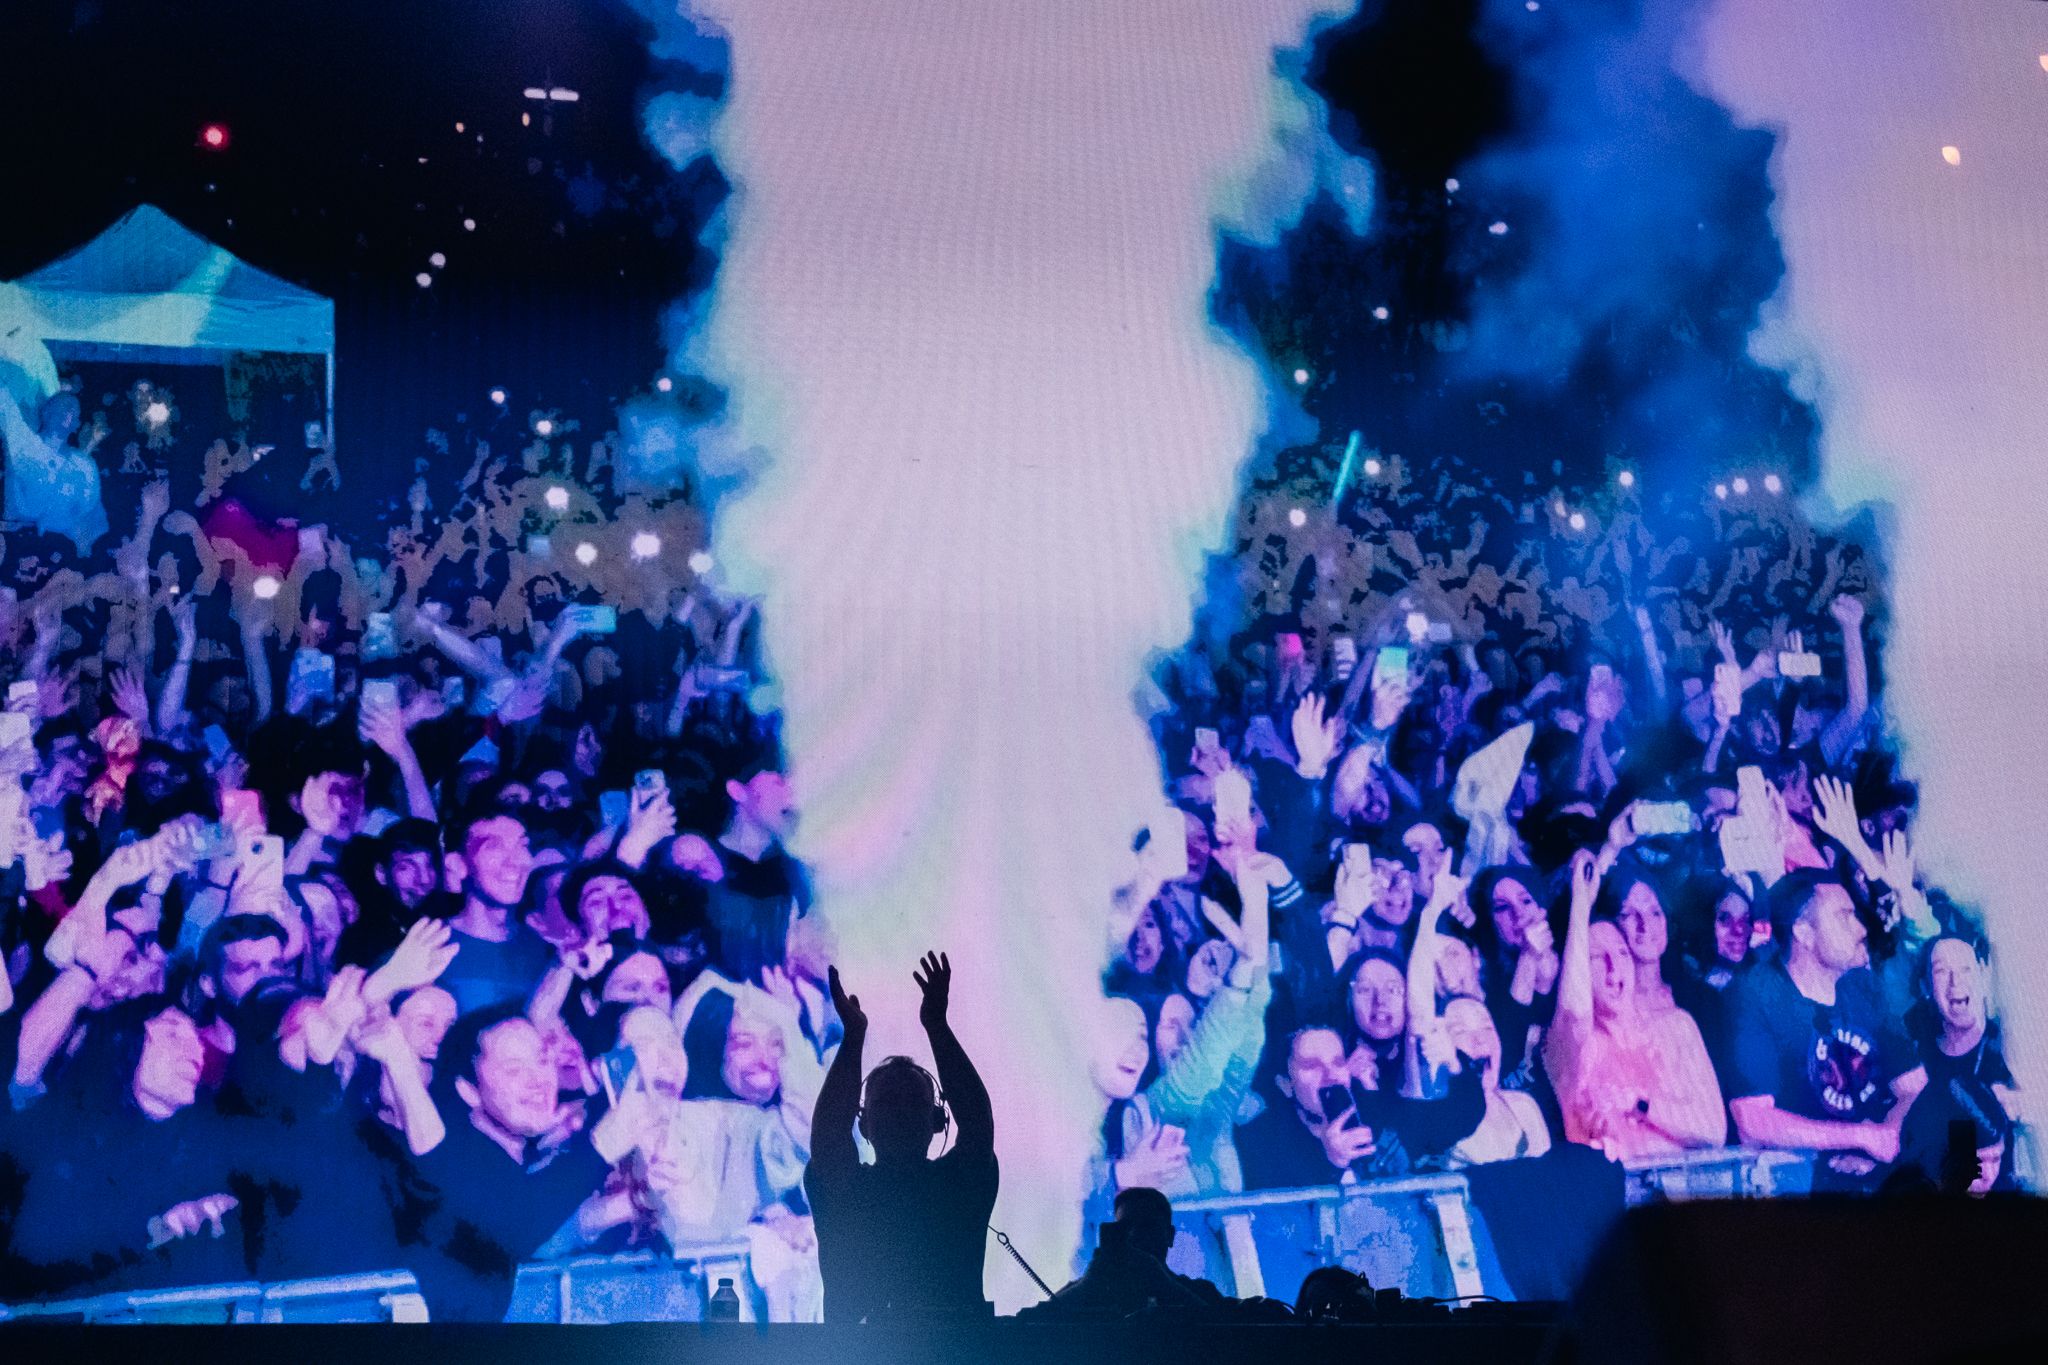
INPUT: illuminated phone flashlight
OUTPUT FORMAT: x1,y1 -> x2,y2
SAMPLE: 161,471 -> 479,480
1362,457 -> 1382,477
463,217 -> 477,232
1292,368 -> 1310,386
630,531 -> 662,561
1552,499 -> 1568,518
574,542 -> 598,566
489,387 -> 507,406
1763,473 -> 1783,494
143,400 -> 171,428
1713,483 -> 1729,500
687,551 -> 715,575
1568,511 -> 1587,531
1731,476 -> 1749,495
200,123 -> 230,150
429,252 -> 447,269
534,418 -> 555,437
415,272 -> 432,288
1617,469 -> 1636,489
1287,508 -> 1307,528
1371,306 -> 1389,321
252,574 -> 282,600
544,485 -> 570,511
655,376 -> 674,393
1405,611 -> 1429,643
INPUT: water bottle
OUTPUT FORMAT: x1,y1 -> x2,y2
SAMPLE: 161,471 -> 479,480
707,1277 -> 741,1322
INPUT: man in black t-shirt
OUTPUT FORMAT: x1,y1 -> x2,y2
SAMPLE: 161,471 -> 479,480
386,1003 -> 658,1321
807,952 -> 997,1322
1724,873 -> 1926,1184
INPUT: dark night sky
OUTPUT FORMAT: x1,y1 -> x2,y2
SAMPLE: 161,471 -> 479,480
2,0 -> 723,517
3,0 -> 1812,524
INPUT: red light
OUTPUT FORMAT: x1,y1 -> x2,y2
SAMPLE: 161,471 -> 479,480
201,124 -> 229,150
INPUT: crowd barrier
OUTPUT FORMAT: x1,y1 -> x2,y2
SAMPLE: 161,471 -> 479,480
0,1147 -> 1829,1324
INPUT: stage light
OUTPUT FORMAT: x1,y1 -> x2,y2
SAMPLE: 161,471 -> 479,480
1617,469 -> 1636,488
463,218 -> 476,232
142,400 -> 171,426
1287,508 -> 1307,527
574,542 -> 598,566
1731,476 -> 1750,495
1568,511 -> 1587,531
1362,458 -> 1382,477
1763,473 -> 1784,494
1941,145 -> 1962,166
415,272 -> 432,288
688,551 -> 715,574
1372,306 -> 1389,320
489,388 -> 507,405
630,531 -> 662,560
1714,483 -> 1730,500
252,574 -> 281,600
1489,221 -> 1509,235
1292,368 -> 1310,385
429,252 -> 447,268
534,418 -> 555,437
544,485 -> 570,511
200,124 -> 229,150
655,376 -> 673,393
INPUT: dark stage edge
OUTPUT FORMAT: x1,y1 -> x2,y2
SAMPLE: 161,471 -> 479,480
0,1318 -> 1569,1364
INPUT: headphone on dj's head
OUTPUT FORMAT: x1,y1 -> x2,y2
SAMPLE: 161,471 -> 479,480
859,1055 -> 950,1140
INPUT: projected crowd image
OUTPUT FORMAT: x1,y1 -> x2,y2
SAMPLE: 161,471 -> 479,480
0,0 -> 2034,1329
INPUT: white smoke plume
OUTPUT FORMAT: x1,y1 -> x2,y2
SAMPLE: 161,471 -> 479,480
647,0 -> 1361,1304
1697,1 -> 2048,1112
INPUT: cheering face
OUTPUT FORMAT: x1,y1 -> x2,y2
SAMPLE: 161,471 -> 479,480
1588,922 -> 1636,1021
1713,893 -> 1754,966
1127,906 -> 1165,974
302,770 -> 366,840
1090,998 -> 1151,1101
723,1011 -> 786,1106
1373,860 -> 1416,927
1434,936 -> 1481,1002
1490,875 -> 1545,951
534,770 -> 574,812
733,770 -> 797,840
1285,1029 -> 1352,1120
1185,937 -> 1234,999
1154,993 -> 1197,1069
1350,957 -> 1406,1042
601,952 -> 673,1013
396,987 -> 457,1061
382,848 -> 440,909
1441,997 -> 1501,1089
1928,938 -> 1987,1036
461,816 -> 534,907
133,1007 -> 205,1113
1798,884 -> 1868,973
577,875 -> 650,942
218,935 -> 286,1005
1617,881 -> 1668,966
463,1018 -> 560,1138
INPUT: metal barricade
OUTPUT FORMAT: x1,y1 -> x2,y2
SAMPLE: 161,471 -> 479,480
1621,1147 -> 1815,1203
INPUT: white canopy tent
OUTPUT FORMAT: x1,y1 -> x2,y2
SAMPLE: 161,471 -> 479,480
3,204 -> 335,437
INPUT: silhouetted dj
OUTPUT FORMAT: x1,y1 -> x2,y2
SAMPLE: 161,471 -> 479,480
807,951 -> 998,1321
